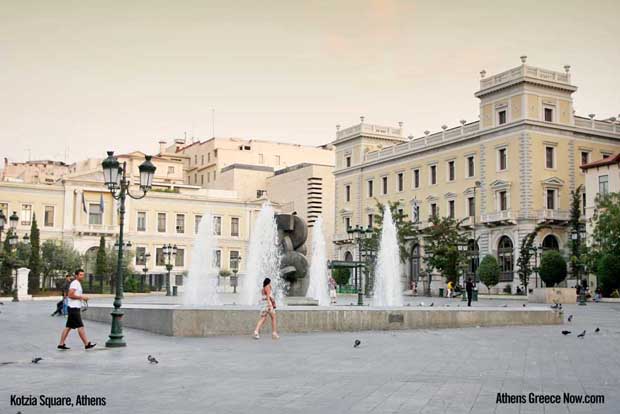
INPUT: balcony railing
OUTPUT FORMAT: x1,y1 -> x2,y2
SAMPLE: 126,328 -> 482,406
536,209 -> 570,222
75,224 -> 118,234
481,210 -> 513,224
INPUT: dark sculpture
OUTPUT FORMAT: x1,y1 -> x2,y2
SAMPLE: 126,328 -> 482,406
276,214 -> 309,297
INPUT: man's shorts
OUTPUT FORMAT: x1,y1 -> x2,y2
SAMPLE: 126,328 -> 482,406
66,307 -> 84,329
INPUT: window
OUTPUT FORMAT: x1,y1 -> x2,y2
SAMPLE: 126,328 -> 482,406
214,250 -> 222,268
258,153 -> 264,164
201,175 -> 204,185
167,166 -> 175,174
213,216 -> 222,236
194,155 -> 198,164
544,107 -> 553,122
413,205 -> 420,223
545,146 -> 555,169
398,208 -> 404,217
498,110 -> 507,125
194,173 -> 197,183
397,172 -> 404,192
430,203 -> 438,218
213,171 -> 216,180
448,200 -> 455,218
230,250 -> 240,270
231,217 -> 239,237
207,172 -> 211,183
137,211 -> 146,232
430,165 -> 437,185
195,215 -> 202,233
467,197 -> 475,217
467,156 -> 475,177
275,155 -> 281,165
157,213 -> 166,232
175,248 -> 185,267
176,214 -> 185,234
581,152 -> 589,166
582,193 -> 586,215
44,206 -> 54,227
546,189 -> 556,210
345,156 -> 351,167
367,214 -> 373,228
201,155 -> 204,165
344,217 -> 351,230
448,161 -> 455,181
498,148 -> 507,171
382,176 -> 388,195
498,236 -> 514,282
136,247 -> 146,265
87,204 -> 101,225
367,180 -> 374,197
599,175 -> 609,194
207,153 -> 211,163
345,185 -> 351,202
602,153 -> 611,159
499,191 -> 508,211
413,169 -> 420,188
155,247 -> 165,266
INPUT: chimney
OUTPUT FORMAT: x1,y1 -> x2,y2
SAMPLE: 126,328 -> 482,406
159,140 -> 167,155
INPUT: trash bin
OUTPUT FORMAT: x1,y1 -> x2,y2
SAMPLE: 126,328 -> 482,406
439,288 -> 444,297
172,286 -> 178,296
473,289 -> 478,301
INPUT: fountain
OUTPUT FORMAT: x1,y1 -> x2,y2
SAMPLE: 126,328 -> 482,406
183,212 -> 220,306
239,203 -> 281,306
306,215 -> 330,306
373,207 -> 403,306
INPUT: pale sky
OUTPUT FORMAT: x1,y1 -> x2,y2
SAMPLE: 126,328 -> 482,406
1,0 -> 619,163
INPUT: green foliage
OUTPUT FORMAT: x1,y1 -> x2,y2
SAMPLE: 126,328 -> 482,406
587,192 -> 620,271
332,267 -> 351,286
104,243 -> 134,289
517,224 -> 548,289
596,254 -> 620,297
569,185 -> 584,277
95,236 -> 108,280
28,214 -> 42,293
219,269 -> 232,277
478,255 -> 500,294
367,200 -> 419,263
40,240 -> 82,288
422,216 -> 468,284
123,275 -> 140,292
0,233 -> 14,293
539,250 -> 567,287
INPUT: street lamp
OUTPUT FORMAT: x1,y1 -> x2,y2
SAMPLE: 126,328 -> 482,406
0,209 -> 6,253
571,228 -> 587,306
101,151 -> 156,348
346,225 -> 373,306
141,252 -> 150,292
163,243 -> 177,296
457,243 -> 468,301
9,211 -> 18,231
231,255 -> 242,293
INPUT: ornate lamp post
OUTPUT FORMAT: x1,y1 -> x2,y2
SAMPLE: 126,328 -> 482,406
0,209 -> 6,252
101,151 -> 156,348
458,243 -> 468,301
141,252 -> 150,292
163,243 -> 177,296
346,225 -> 373,306
231,255 -> 242,293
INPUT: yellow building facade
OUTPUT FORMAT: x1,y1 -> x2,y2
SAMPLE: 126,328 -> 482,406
333,58 -> 620,294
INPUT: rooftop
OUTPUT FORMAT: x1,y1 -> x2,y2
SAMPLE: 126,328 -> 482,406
580,153 -> 620,170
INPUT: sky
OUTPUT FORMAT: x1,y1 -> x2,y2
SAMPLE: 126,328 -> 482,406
1,0 -> 619,163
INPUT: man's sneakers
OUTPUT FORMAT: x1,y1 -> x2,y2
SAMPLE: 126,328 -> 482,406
57,344 -> 70,350
85,342 -> 96,350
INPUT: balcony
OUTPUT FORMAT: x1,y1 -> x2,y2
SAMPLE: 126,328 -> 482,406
74,224 -> 118,236
536,209 -> 570,224
481,210 -> 514,226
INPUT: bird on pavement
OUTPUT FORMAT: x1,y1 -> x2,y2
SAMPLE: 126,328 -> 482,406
595,327 -> 600,333
0,301 -> 4,305
502,304 -> 508,307
568,315 -> 573,322
522,304 -> 526,307
561,330 -> 571,335
577,330 -> 586,338
429,302 -> 434,307
353,339 -> 361,348
31,357 -> 43,364
147,355 -> 158,364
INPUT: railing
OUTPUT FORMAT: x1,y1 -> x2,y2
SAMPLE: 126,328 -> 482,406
74,224 -> 118,233
337,123 -> 403,140
480,210 -> 513,223
574,117 -> 618,134
480,65 -> 571,90
536,209 -> 570,222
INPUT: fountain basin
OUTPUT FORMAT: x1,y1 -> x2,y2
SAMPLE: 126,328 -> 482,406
83,305 -> 562,337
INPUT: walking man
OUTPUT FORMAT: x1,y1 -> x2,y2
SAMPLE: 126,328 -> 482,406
466,277 -> 474,307
57,269 -> 96,350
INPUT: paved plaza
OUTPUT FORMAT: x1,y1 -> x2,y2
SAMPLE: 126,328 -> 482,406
1,296 -> 619,414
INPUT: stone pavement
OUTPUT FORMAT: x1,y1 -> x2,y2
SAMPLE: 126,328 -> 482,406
1,297 -> 619,414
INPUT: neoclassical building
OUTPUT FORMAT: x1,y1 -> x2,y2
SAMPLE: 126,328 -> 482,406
332,57 -> 620,294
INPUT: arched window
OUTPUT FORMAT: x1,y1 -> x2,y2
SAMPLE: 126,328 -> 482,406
497,236 -> 514,282
467,239 -> 479,281
344,251 -> 353,262
542,234 -> 559,251
410,244 -> 420,284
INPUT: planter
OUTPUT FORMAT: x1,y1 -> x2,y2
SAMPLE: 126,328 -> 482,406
528,287 -> 576,304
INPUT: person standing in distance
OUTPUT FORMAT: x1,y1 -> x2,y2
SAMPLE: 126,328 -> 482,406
57,269 -> 96,350
466,277 -> 474,307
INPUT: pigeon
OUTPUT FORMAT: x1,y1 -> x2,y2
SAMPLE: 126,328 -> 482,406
577,330 -> 586,338
595,327 -> 600,333
147,355 -> 158,364
429,302 -> 434,307
0,301 -> 4,305
561,330 -> 571,335
502,304 -> 508,308
353,339 -> 361,348
567,315 -> 573,322
522,304 -> 526,307
31,357 -> 43,364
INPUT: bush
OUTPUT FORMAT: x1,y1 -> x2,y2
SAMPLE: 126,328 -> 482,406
596,254 -> 620,297
478,255 -> 500,294
219,269 -> 232,277
503,284 -> 512,294
539,251 -> 567,287
124,276 -> 140,293
332,268 -> 351,287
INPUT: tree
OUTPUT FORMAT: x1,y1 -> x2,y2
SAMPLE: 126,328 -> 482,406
568,185 -> 583,279
40,240 -> 82,289
422,216 -> 468,285
517,224 -> 548,290
367,200 -> 419,264
539,251 -> 567,287
478,255 -> 500,294
596,254 -> 620,297
0,233 -> 15,293
332,267 -> 351,286
95,236 -> 108,292
105,245 -> 135,290
28,214 -> 42,293
587,192 -> 620,273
